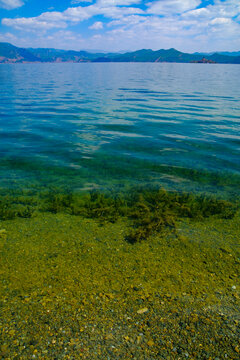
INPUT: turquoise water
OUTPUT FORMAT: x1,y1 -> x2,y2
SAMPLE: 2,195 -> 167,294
0,63 -> 240,198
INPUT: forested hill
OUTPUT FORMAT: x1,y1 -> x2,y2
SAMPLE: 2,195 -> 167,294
0,42 -> 240,64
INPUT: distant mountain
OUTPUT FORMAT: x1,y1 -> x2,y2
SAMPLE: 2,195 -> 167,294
0,42 -> 240,64
0,42 -> 40,63
194,51 -> 240,57
206,53 -> 240,64
93,48 -> 240,64
93,48 -> 201,63
218,51 -> 240,57
27,47 -> 107,62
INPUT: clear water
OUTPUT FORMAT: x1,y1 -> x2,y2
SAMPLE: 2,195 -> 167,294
0,63 -> 240,198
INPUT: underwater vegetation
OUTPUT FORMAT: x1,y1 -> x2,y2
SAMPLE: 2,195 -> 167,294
0,187 -> 238,243
0,196 -> 35,220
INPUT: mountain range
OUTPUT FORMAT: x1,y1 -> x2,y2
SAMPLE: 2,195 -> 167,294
0,42 -> 240,64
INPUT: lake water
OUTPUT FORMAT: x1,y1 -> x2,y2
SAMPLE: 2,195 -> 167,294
0,63 -> 240,198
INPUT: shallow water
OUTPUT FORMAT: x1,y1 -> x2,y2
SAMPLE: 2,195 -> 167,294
0,63 -> 240,198
1,64 -> 240,359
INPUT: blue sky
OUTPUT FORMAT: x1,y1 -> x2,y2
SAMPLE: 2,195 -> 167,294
0,0 -> 239,52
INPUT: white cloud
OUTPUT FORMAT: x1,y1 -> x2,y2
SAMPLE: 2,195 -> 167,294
211,17 -> 231,25
89,21 -> 103,30
95,4 -> 143,18
108,14 -> 145,27
2,11 -> 67,30
184,0 -> 240,21
63,5 -> 96,23
0,0 -> 24,10
45,30 -> 80,44
214,0 -> 240,18
178,0 -> 240,45
71,0 -> 93,4
182,7 -> 210,19
0,31 -> 17,42
97,0 -> 141,5
147,0 -> 201,15
2,2 -> 144,31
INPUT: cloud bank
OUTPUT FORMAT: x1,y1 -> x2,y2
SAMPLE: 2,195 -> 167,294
0,0 -> 239,52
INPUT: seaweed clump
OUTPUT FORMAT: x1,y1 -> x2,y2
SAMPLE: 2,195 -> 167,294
124,189 -> 237,243
126,193 -> 176,243
0,187 -> 238,243
42,187 -> 238,243
0,196 -> 35,220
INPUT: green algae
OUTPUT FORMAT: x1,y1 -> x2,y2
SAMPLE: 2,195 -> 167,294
0,213 -> 239,359
0,187 -> 238,244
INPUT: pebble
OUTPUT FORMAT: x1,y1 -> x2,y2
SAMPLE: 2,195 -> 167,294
147,340 -> 155,347
137,307 -> 148,314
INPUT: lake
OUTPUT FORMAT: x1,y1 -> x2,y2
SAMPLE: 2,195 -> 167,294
1,63 -> 240,360
0,62 -> 240,198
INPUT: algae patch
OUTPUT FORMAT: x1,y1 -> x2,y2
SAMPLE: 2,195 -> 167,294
0,186 -> 238,243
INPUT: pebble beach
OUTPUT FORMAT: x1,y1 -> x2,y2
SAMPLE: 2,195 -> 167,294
1,211 -> 239,359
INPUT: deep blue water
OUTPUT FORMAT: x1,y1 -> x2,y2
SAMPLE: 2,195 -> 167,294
0,63 -> 240,198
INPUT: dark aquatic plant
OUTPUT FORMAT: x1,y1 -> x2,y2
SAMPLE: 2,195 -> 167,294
0,186 -> 238,242
171,193 -> 237,220
83,192 -> 120,223
0,197 -> 17,220
126,194 -> 176,243
0,196 -> 35,220
129,188 -> 238,220
43,189 -> 73,214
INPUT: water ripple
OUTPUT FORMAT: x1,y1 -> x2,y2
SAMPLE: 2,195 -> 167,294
0,63 -> 240,196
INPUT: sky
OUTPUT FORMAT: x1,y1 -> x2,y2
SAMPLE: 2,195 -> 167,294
0,0 -> 239,52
